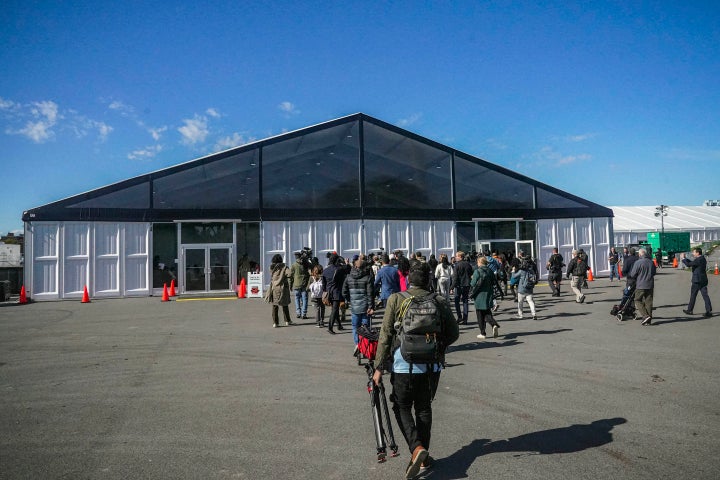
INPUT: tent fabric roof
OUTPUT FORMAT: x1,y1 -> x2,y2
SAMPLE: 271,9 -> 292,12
610,206 -> 720,232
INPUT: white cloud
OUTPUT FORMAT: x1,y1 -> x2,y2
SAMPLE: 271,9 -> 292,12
531,146 -> 592,167
214,132 -> 255,151
128,144 -> 163,160
563,133 -> 596,143
17,120 -> 54,143
278,101 -> 300,117
108,100 -> 135,116
0,97 -> 16,110
149,126 -> 167,141
178,115 -> 209,145
206,108 -> 221,118
397,113 -> 422,127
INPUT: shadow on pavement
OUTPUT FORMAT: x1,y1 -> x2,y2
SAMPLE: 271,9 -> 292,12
422,418 -> 627,479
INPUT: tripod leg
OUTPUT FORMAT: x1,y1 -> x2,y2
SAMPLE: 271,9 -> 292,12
378,380 -> 399,456
370,383 -> 387,462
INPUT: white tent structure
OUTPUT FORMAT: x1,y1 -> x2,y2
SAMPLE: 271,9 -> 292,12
610,206 -> 720,246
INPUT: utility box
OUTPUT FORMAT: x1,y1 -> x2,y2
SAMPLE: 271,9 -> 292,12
646,232 -> 691,258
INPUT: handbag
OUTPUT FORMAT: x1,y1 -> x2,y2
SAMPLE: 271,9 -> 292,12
321,291 -> 331,306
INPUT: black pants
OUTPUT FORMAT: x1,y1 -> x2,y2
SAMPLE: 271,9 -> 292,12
688,282 -> 712,313
454,286 -> 470,322
329,300 -> 343,331
548,272 -> 562,295
475,309 -> 498,335
271,305 -> 291,325
390,371 -> 440,454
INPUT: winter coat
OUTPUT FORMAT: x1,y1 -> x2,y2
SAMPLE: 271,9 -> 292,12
470,265 -> 495,310
512,267 -> 536,295
374,265 -> 401,300
452,259 -> 473,288
269,262 -> 292,306
323,263 -> 349,302
342,267 -> 374,314
629,257 -> 656,290
682,255 -> 709,286
290,260 -> 310,290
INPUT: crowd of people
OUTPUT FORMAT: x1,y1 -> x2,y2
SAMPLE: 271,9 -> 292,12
264,244 -> 712,479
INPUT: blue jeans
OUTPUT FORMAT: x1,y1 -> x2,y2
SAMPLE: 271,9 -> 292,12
609,264 -> 618,281
351,312 -> 370,345
293,289 -> 308,316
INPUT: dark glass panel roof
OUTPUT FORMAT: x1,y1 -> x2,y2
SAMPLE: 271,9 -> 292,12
536,186 -> 588,209
262,120 -> 360,209
454,154 -> 534,209
66,181 -> 150,209
153,150 -> 259,209
363,121 -> 451,209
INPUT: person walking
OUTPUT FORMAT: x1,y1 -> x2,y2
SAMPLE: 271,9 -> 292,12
566,250 -> 588,303
629,249 -> 657,325
322,253 -> 348,334
290,251 -> 311,319
372,263 -> 459,480
342,258 -> 375,354
513,255 -> 538,320
681,248 -> 713,318
608,247 -> 620,282
450,251 -> 473,324
546,248 -> 564,296
434,253 -> 453,299
470,256 -> 501,339
309,264 -> 326,328
374,254 -> 401,308
267,254 -> 293,328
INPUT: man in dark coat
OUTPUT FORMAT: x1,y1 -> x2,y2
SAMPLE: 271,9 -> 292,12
323,253 -> 348,334
450,251 -> 474,324
342,258 -> 375,350
681,248 -> 713,318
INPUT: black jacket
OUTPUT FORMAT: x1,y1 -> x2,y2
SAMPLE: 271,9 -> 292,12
451,259 -> 474,288
342,267 -> 374,314
682,255 -> 709,286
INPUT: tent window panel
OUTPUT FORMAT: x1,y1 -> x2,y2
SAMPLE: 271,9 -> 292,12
454,155 -> 533,209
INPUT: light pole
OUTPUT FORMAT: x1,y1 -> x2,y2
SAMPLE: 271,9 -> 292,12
654,205 -> 668,253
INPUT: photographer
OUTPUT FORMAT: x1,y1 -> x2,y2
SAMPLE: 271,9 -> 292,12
290,248 -> 312,320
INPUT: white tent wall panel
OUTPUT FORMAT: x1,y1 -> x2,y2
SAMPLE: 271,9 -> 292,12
410,221 -> 432,259
124,223 -> 150,294
388,221 -> 409,255
339,220 -> 362,260
592,218 -> 610,276
434,221 -> 455,260
364,220 -> 386,253
262,221 -> 287,282
31,223 -> 60,298
63,223 -> 89,296
94,224 -> 120,295
537,220 -> 556,279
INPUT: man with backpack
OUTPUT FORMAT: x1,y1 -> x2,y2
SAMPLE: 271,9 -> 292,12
372,263 -> 459,479
566,250 -> 589,303
546,248 -> 564,297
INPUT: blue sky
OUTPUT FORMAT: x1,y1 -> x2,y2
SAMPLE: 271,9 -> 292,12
1,1 -> 718,235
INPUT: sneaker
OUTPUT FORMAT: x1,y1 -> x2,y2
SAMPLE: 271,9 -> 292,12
406,446 -> 428,480
421,455 -> 434,470
272,323 -> 278,328
492,325 -> 499,338
532,315 -> 538,321
682,309 -> 694,315
353,345 -> 359,356
476,333 -> 486,340
302,315 -> 309,319
296,314 -> 301,319
515,315 -> 523,319
641,317 -> 652,326
579,294 -> 586,303
285,320 -> 294,326
704,312 -> 712,318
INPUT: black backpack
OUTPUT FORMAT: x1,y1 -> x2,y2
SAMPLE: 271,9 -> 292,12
394,292 -> 443,365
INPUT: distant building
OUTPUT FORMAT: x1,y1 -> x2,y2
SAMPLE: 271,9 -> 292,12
611,206 -> 720,246
22,113 -> 614,300
0,243 -> 22,268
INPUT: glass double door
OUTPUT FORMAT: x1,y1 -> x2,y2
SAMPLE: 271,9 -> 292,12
182,245 -> 232,293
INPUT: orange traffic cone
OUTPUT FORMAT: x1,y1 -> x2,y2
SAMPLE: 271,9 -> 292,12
19,285 -> 28,304
715,263 -> 719,276
81,285 -> 90,303
653,258 -> 658,267
161,283 -> 170,302
238,277 -> 247,298
672,257 -> 678,268
587,268 -> 594,282
169,279 -> 176,297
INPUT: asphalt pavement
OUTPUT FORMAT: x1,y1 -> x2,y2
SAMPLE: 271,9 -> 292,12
1,266 -> 719,480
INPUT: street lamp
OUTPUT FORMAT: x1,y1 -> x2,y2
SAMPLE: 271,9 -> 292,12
654,205 -> 668,252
